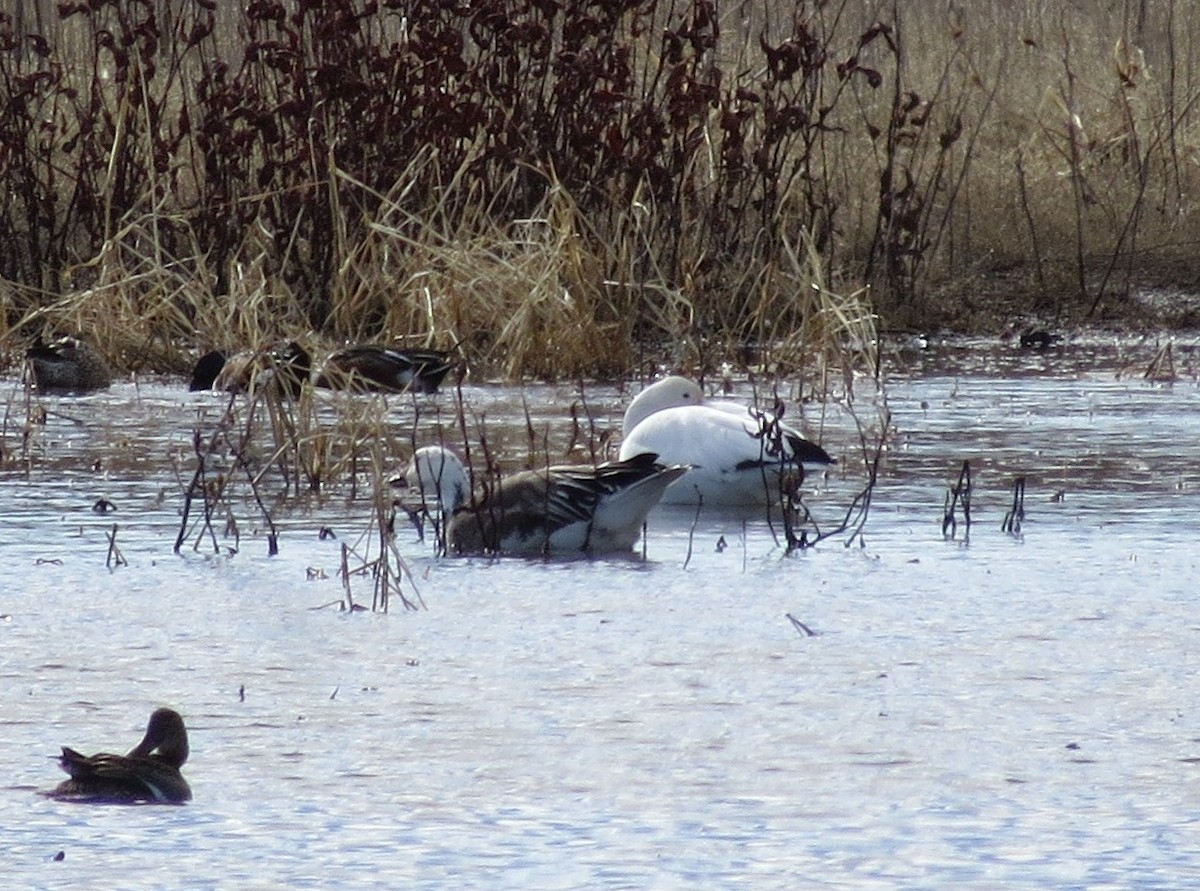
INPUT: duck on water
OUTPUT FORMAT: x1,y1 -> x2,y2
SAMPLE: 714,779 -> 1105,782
46,707 -> 192,804
190,342 -> 456,394
26,337 -> 114,392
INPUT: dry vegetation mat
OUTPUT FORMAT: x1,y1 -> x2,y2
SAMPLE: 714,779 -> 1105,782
4,0 -> 1197,382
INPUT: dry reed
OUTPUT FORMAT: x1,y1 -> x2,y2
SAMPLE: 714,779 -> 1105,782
4,0 -> 1198,390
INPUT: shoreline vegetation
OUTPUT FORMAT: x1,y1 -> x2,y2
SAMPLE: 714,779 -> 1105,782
4,1 -> 1200,384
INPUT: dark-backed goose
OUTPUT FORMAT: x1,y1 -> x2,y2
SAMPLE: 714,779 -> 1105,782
401,445 -> 688,555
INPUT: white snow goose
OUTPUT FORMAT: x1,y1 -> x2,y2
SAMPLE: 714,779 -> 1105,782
618,375 -> 834,506
398,446 -> 689,555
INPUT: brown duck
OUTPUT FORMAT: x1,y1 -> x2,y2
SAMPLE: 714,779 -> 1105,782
26,337 -> 113,392
48,707 -> 192,804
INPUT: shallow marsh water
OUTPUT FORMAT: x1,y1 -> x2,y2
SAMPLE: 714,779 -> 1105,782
3,336 -> 1200,889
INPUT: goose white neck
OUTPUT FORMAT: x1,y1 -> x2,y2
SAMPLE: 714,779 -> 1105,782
410,446 -> 470,513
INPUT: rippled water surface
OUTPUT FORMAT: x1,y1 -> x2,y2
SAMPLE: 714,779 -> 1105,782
5,337 -> 1200,889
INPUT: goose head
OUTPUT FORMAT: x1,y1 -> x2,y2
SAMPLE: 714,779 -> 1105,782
403,446 -> 471,514
622,376 -> 705,433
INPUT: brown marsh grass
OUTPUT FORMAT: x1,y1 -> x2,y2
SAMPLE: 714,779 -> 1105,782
3,0 -> 1199,386
172,374 -> 426,610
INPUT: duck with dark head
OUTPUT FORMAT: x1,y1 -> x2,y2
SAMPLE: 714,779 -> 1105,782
189,341 -> 311,397
26,336 -> 114,392
192,341 -> 458,395
47,707 -> 192,804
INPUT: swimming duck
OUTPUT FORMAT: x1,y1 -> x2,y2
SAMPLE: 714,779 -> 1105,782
618,376 -> 834,506
26,337 -> 113,391
399,445 -> 688,555
1018,329 -> 1062,350
188,349 -> 228,391
189,341 -> 311,397
312,345 -> 456,394
47,707 -> 192,804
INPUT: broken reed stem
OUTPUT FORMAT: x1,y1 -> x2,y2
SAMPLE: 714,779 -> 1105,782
1001,476 -> 1026,535
176,425 -> 227,554
175,391 -> 281,557
229,440 -> 280,556
329,443 -> 424,613
788,404 -> 888,553
942,459 -> 972,541
374,500 -> 424,612
840,407 -> 889,550
786,613 -> 817,637
1143,342 -> 1177,382
340,542 -> 355,611
682,495 -> 703,570
567,382 -> 605,465
176,392 -> 242,554
105,523 -> 127,568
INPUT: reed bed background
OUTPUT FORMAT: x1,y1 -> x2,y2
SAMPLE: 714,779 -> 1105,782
3,0 -> 1199,382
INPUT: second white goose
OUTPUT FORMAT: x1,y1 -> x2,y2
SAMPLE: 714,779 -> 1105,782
618,376 -> 834,506
399,446 -> 689,556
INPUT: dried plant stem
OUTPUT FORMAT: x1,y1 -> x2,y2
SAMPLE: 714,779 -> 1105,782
105,524 -> 127,569
942,460 -> 972,542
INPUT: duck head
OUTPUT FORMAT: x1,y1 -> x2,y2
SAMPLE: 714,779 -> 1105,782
126,707 -> 190,768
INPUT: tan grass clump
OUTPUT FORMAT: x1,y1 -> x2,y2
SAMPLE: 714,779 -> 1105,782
330,161 -> 631,380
